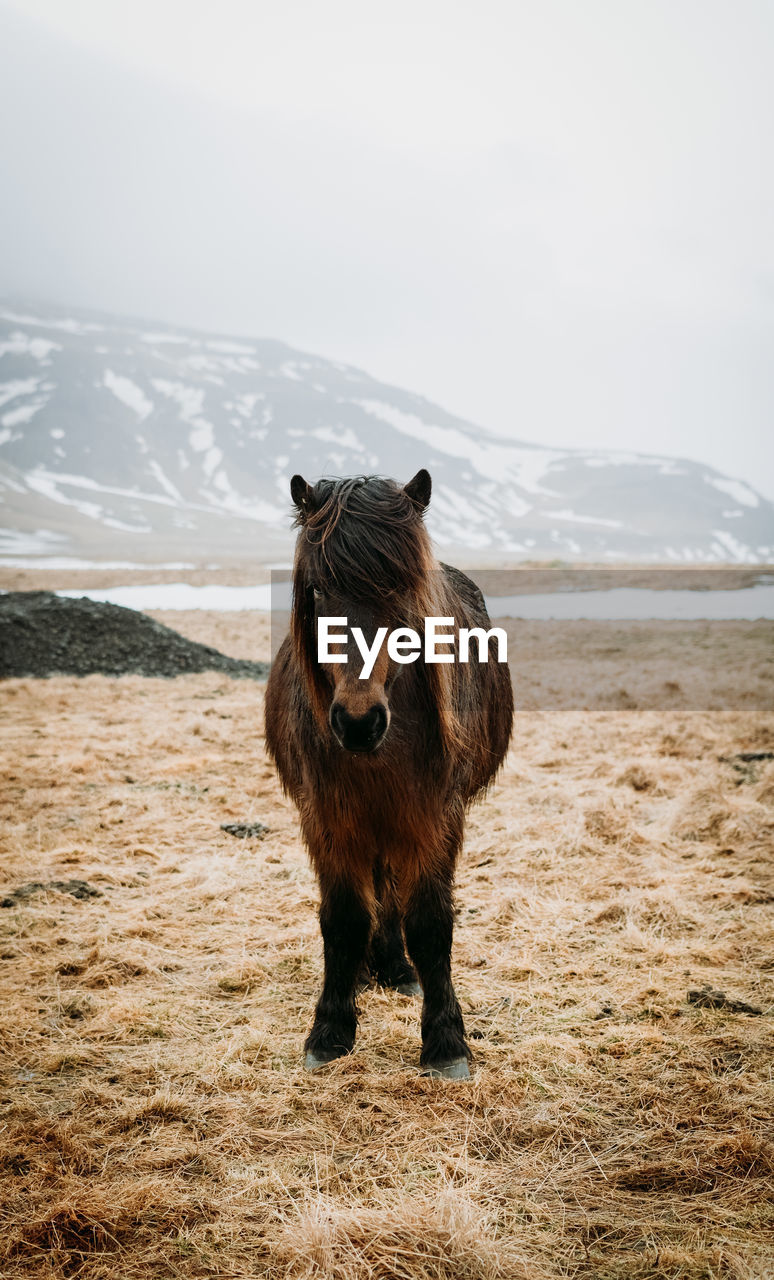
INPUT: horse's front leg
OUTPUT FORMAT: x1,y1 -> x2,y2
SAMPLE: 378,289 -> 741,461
304,867 -> 374,1070
404,855 -> 470,1079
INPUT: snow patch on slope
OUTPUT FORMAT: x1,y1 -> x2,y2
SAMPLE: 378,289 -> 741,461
2,400 -> 47,428
152,379 -> 217,462
0,378 -> 40,408
313,425 -> 364,451
547,509 -> 624,529
0,309 -> 103,335
25,469 -> 150,531
711,529 -> 757,562
148,460 -> 183,502
707,477 -> 759,508
0,331 -> 61,362
103,370 -> 153,419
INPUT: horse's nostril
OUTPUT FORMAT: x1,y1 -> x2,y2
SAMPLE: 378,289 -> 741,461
367,704 -> 387,738
330,704 -> 347,737
330,702 -> 388,751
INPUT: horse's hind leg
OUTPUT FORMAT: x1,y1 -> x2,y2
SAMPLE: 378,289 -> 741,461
304,869 -> 373,1070
367,860 -> 420,995
403,839 -> 470,1079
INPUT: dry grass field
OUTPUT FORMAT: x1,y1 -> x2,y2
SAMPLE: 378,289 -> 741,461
1,607 -> 773,1279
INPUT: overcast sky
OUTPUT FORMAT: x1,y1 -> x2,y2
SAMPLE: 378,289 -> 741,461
1,0 -> 773,496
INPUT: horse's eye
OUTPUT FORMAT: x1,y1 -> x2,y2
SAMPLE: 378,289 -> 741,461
312,586 -> 323,601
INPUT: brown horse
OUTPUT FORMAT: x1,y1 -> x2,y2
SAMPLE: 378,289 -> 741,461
264,469 -> 513,1078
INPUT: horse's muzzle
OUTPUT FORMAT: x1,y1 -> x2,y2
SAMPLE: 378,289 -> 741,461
330,702 -> 388,753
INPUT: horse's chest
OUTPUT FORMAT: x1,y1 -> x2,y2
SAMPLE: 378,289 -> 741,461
306,763 -> 432,846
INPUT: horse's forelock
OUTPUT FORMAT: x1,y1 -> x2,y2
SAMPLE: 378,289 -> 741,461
299,476 -> 433,603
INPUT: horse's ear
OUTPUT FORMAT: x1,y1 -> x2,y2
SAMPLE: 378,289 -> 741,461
290,474 -> 313,520
404,468 -> 432,512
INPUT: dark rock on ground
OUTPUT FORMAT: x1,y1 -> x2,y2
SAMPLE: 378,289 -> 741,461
687,986 -> 763,1015
1,879 -> 102,907
220,822 -> 269,839
0,592 -> 269,680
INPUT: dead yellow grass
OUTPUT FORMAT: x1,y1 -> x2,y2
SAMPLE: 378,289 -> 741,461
1,654 -> 773,1277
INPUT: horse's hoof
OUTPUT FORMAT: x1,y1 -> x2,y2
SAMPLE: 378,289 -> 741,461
304,1050 -> 340,1071
396,980 -> 423,997
421,1057 -> 471,1080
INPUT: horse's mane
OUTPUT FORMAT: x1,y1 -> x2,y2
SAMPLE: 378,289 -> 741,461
291,475 -> 464,750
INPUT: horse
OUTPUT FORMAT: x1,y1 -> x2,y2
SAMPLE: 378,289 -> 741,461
264,469 -> 513,1078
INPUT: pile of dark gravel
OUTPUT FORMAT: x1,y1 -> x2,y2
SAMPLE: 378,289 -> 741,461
0,591 -> 269,680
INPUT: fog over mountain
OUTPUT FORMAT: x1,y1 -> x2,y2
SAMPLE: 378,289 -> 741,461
1,3 -> 773,505
1,300 -> 772,564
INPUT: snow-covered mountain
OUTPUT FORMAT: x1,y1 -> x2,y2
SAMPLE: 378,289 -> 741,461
1,299 -> 772,563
